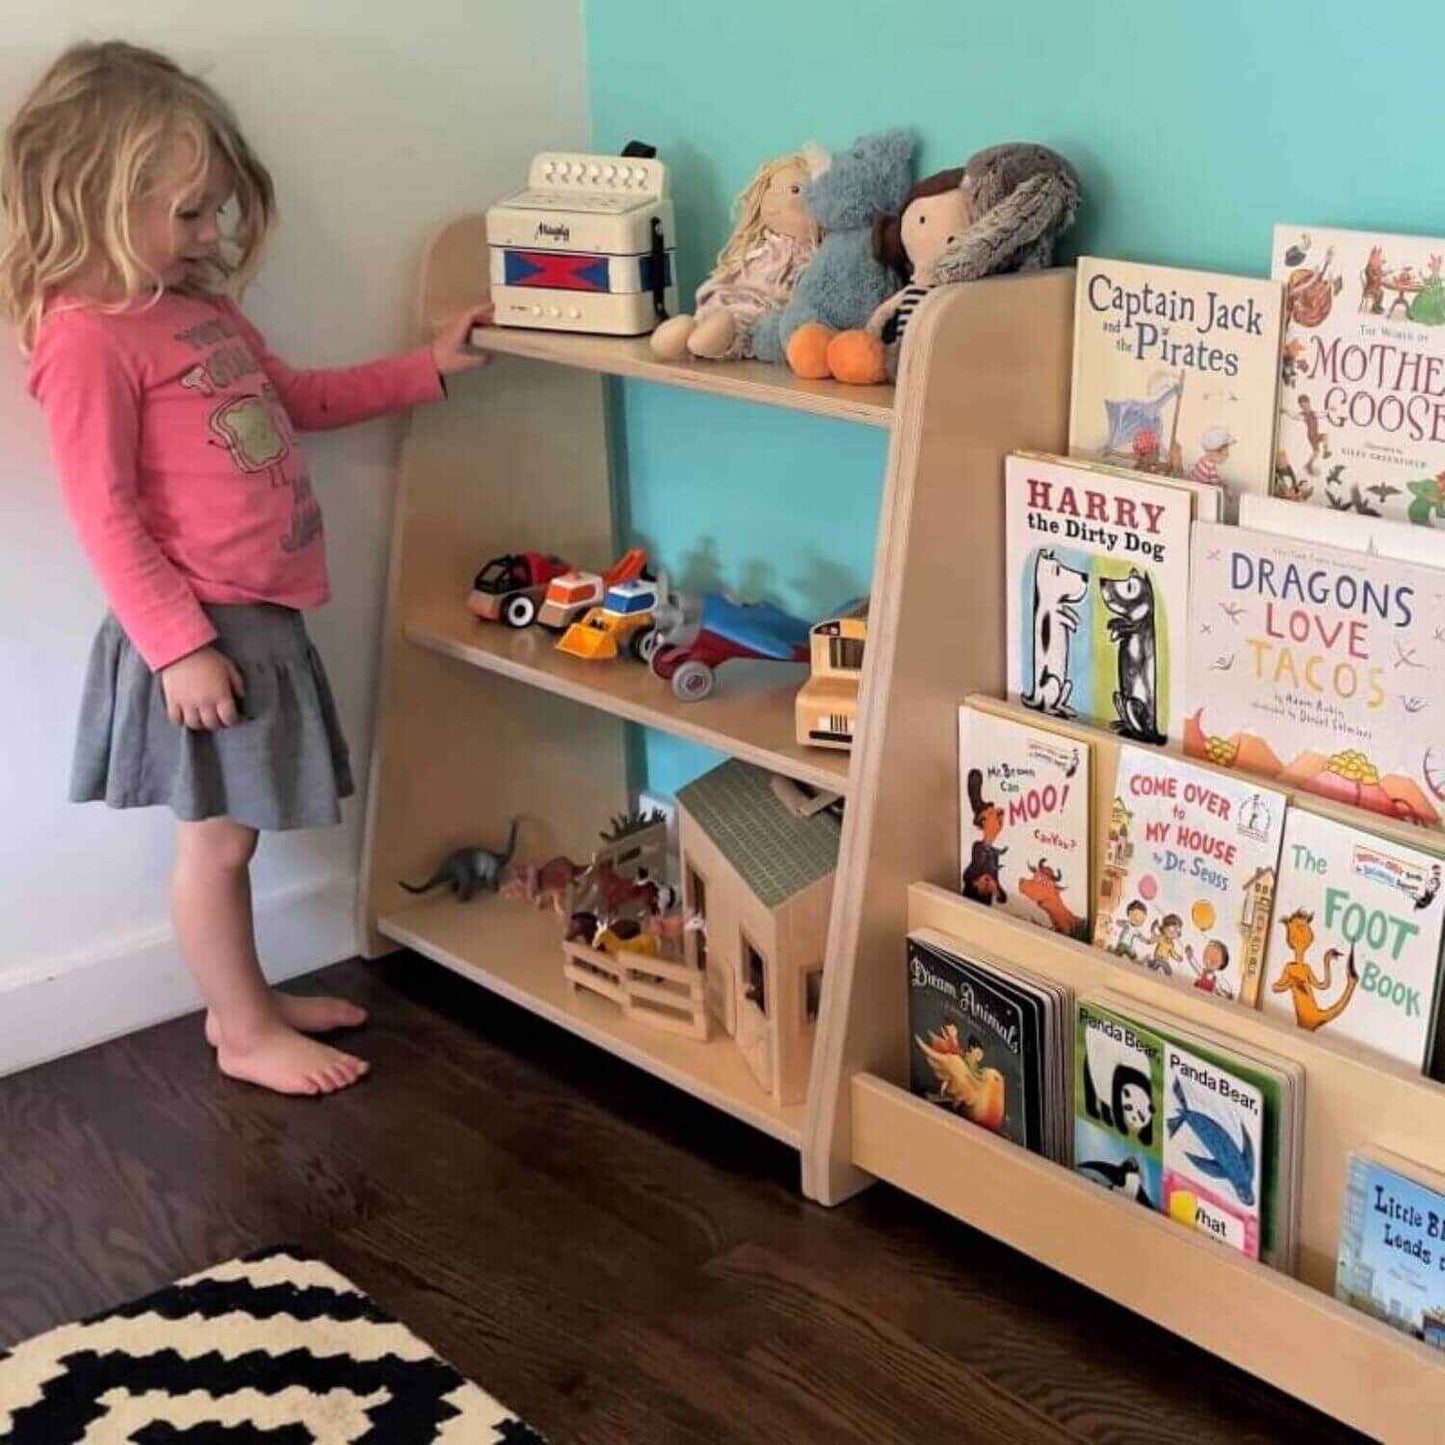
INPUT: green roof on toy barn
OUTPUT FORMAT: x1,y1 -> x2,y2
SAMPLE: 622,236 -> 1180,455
676,760 -> 840,910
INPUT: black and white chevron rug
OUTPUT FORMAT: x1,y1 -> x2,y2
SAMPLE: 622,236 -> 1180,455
0,1245 -> 545,1442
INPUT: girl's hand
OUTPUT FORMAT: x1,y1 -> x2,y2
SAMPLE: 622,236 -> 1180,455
161,646 -> 246,731
431,303 -> 495,376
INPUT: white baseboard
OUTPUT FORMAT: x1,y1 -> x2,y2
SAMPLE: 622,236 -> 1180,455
0,873 -> 359,1079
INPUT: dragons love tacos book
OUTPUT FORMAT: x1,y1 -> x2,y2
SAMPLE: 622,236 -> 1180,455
1271,224 -> 1445,529
1185,521 -> 1445,831
1004,454 -> 1193,745
1070,258 -> 1285,510
958,706 -> 1091,940
1092,746 -> 1288,1006
1261,809 -> 1445,1070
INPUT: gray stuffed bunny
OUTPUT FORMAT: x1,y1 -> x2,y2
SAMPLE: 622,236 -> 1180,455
858,143 -> 1080,381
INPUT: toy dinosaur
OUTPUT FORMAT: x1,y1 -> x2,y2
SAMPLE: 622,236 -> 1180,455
400,820 -> 519,902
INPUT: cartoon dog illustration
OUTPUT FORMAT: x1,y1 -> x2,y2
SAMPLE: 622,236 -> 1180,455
1022,550 -> 1088,716
1100,569 -> 1164,744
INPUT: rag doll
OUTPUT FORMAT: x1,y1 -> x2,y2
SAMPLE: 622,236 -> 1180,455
751,128 -> 916,377
827,143 -> 1081,384
650,147 -> 826,362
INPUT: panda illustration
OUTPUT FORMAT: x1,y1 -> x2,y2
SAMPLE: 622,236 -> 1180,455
1082,1020 -> 1155,1146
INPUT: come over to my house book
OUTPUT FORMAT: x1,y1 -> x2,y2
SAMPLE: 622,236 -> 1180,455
1070,258 -> 1285,509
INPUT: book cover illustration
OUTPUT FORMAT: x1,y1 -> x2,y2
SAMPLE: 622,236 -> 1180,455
1005,454 -> 1193,745
908,939 -> 1031,1148
1271,224 -> 1445,530
1070,257 -> 1284,506
958,707 -> 1091,940
1075,1001 -> 1163,1210
1262,809 -> 1445,1069
1093,747 -> 1287,1005
1186,521 -> 1445,831
1336,1152 -> 1445,1350
1162,1041 -> 1265,1259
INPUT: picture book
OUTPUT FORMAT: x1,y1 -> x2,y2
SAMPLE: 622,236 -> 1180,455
1262,809 -> 1445,1070
1161,1039 -> 1265,1260
1336,1149 -> 1445,1350
1070,257 -> 1285,509
1016,448 -> 1224,524
1185,521 -> 1445,831
907,937 -> 1037,1152
1092,746 -> 1288,1006
1271,224 -> 1445,532
1075,1000 -> 1164,1211
958,705 -> 1091,940
1239,493 -> 1444,569
1004,453 -> 1193,745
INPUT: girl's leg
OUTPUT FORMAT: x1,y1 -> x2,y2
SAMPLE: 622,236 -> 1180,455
172,817 -> 369,1095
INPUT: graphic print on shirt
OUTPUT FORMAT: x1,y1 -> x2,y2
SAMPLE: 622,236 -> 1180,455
177,314 -> 323,558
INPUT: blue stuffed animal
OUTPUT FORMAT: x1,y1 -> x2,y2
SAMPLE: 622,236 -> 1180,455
752,129 -> 915,377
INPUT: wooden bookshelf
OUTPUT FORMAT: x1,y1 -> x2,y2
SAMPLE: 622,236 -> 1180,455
377,892 -> 803,1145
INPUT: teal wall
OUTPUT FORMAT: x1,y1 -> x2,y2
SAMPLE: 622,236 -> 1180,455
587,0 -> 1441,794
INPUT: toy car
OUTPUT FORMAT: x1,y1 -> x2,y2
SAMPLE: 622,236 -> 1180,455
537,546 -> 648,631
467,551 -> 572,628
795,598 -> 868,750
649,594 -> 811,701
556,577 -> 663,660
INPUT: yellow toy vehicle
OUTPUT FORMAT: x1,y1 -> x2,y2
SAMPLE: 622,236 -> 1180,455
795,598 -> 868,750
556,577 -> 661,661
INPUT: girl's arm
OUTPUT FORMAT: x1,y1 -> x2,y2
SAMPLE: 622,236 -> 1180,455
223,301 -> 492,433
30,316 -> 217,672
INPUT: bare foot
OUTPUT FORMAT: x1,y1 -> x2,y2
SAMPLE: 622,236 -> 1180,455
215,1021 -> 370,1096
205,993 -> 366,1048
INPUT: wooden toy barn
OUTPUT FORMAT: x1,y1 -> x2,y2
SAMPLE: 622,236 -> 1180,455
676,761 -> 840,1105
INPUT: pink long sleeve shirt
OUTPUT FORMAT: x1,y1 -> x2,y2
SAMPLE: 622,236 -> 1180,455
29,291 -> 444,670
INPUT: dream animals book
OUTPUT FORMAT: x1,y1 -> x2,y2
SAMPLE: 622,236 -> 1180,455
958,705 -> 1091,940
1262,809 -> 1445,1070
1092,746 -> 1288,1006
1185,521 -> 1445,831
1070,258 -> 1285,510
1271,224 -> 1445,530
1005,454 -> 1193,745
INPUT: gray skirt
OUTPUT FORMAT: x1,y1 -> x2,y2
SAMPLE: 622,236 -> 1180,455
70,603 -> 354,832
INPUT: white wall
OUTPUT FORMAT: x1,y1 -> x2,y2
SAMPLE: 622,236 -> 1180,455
0,1 -> 588,1072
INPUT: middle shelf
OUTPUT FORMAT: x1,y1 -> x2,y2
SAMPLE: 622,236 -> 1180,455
404,601 -> 851,794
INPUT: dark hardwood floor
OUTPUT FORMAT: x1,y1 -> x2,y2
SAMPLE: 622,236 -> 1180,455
0,952 -> 1366,1444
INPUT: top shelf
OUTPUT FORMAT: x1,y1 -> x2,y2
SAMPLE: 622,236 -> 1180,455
466,325 -> 895,429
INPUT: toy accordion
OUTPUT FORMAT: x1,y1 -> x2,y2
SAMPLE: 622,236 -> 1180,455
485,151 -> 678,336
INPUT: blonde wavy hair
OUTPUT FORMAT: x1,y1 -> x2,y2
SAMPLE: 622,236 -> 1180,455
0,40 -> 275,350
713,151 -> 822,276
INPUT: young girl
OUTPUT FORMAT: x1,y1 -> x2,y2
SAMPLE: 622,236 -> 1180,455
2,41 -> 492,1096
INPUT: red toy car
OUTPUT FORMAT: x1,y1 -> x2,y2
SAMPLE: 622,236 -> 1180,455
467,551 -> 572,628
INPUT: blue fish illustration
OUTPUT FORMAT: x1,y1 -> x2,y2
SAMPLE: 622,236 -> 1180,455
1166,1078 -> 1255,1208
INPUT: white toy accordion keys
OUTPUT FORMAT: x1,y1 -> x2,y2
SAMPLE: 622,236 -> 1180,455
486,151 -> 678,336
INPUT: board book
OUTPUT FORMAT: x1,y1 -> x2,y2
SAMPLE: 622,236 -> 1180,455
908,932 -> 1072,1162
1262,808 -> 1445,1070
1004,453 -> 1193,745
1271,224 -> 1445,532
958,705 -> 1091,940
1070,257 -> 1285,510
1092,746 -> 1287,1006
1185,520 -> 1445,831
1336,1148 -> 1445,1350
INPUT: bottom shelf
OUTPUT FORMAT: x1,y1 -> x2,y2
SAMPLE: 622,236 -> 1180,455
851,1073 -> 1444,1442
377,893 -> 805,1147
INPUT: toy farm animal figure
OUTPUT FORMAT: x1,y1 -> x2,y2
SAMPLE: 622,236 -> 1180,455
750,129 -> 916,378
960,768 -> 1007,906
1018,858 -> 1084,938
827,143 -> 1080,384
400,820 -> 519,902
1270,909 -> 1359,1031
913,1023 -> 1006,1132
651,147 -> 825,362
